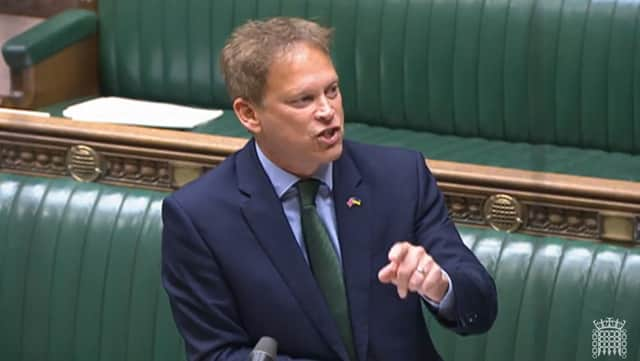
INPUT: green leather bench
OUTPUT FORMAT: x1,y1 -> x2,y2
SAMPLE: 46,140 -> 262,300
2,172 -> 639,360
3,0 -> 640,181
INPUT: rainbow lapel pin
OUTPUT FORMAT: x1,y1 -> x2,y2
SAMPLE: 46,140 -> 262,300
346,197 -> 362,208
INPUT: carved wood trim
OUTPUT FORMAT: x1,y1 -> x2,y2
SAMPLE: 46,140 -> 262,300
0,113 -> 244,191
443,191 -> 602,240
1,113 -> 638,244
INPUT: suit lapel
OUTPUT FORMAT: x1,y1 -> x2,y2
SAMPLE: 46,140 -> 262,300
236,140 -> 349,360
333,143 -> 372,361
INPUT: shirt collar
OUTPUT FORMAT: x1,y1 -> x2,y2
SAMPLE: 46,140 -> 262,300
255,142 -> 333,199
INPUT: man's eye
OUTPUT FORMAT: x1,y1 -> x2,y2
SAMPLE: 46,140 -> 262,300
326,84 -> 339,98
293,96 -> 313,105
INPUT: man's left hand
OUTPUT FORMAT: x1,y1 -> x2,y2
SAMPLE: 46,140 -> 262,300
378,242 -> 449,302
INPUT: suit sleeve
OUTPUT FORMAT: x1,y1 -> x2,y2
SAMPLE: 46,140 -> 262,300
161,196 -> 319,361
412,152 -> 498,335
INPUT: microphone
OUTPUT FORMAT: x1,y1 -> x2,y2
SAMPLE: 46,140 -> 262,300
248,336 -> 278,361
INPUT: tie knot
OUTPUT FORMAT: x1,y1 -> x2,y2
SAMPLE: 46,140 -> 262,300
296,179 -> 320,207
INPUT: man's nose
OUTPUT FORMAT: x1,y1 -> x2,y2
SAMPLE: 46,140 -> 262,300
314,96 -> 334,122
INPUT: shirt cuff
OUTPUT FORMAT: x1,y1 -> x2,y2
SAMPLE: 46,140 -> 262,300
421,270 -> 455,320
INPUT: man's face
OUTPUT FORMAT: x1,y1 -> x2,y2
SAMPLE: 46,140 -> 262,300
249,42 -> 344,177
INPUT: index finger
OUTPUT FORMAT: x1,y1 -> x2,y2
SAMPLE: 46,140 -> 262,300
388,242 -> 411,263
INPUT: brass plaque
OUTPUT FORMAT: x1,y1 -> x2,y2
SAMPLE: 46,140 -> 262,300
484,194 -> 525,232
66,145 -> 105,182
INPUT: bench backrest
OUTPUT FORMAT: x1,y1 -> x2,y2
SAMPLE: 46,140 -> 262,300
2,173 -> 639,360
429,228 -> 640,361
0,174 -> 183,361
97,0 -> 640,154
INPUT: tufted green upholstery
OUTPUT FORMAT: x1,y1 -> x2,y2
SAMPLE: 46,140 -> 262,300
2,172 -> 639,360
92,0 -> 640,154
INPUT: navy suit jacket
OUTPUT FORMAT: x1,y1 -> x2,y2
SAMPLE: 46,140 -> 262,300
162,139 -> 497,361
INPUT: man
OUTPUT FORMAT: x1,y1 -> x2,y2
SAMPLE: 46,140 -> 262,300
162,17 -> 497,361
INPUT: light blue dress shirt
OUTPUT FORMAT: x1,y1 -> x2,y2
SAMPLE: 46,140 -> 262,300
255,143 -> 340,263
255,143 -> 454,314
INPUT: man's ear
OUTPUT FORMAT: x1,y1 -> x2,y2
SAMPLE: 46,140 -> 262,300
233,97 -> 261,134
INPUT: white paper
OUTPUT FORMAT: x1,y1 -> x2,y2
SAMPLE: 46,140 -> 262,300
63,96 -> 223,129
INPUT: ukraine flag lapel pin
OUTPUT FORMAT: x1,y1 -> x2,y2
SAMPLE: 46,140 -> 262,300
346,197 -> 362,208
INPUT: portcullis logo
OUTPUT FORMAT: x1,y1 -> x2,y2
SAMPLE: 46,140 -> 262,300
592,317 -> 627,359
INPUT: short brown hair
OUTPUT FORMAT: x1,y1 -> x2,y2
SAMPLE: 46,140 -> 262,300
220,17 -> 333,104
